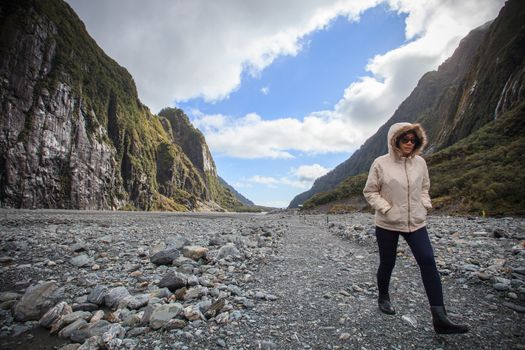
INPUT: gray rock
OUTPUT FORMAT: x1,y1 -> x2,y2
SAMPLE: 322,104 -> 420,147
166,236 -> 190,249
59,344 -> 82,350
71,242 -> 87,252
13,281 -> 64,321
77,336 -> 102,350
148,288 -> 173,299
58,318 -> 88,339
127,294 -> 150,310
150,248 -> 180,265
150,303 -> 184,330
102,323 -> 126,343
158,271 -> 188,292
494,283 -> 511,291
126,327 -> 149,337
401,314 -> 418,328
87,285 -> 109,305
502,301 -> 525,313
70,320 -> 111,343
72,303 -> 99,312
217,243 -> 241,260
182,245 -> 209,261
0,291 -> 21,302
513,267 -> 525,276
39,301 -> 72,328
104,287 -> 131,310
70,254 -> 92,267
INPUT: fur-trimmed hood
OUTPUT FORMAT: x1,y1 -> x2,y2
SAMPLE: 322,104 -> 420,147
387,122 -> 428,159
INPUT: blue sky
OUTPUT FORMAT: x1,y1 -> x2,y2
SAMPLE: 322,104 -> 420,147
67,0 -> 505,208
179,5 -> 407,207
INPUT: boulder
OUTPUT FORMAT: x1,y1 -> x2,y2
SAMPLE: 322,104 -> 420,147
182,246 -> 209,261
104,287 -> 131,310
149,303 -> 183,330
150,248 -> 179,266
39,301 -> 72,328
158,271 -> 188,292
13,281 -> 64,321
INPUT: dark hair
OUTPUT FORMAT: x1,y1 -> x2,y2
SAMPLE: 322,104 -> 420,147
396,130 -> 420,148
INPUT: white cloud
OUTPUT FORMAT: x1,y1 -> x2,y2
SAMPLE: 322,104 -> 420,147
66,0 -> 380,113
291,164 -> 330,182
260,86 -> 270,95
192,111 -> 362,159
248,175 -> 280,186
67,0 -> 505,154
239,163 -> 330,191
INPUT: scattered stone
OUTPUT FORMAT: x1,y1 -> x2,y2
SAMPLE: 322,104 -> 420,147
58,318 -> 88,339
0,291 -> 21,302
150,248 -> 180,266
182,246 -> 209,261
39,301 -> 72,328
158,271 -> 188,292
150,303 -> 183,330
339,333 -> 351,340
70,254 -> 92,267
70,320 -> 111,343
217,243 -> 241,260
104,287 -> 131,310
502,302 -> 525,313
87,285 -> 109,305
13,281 -> 64,321
401,315 -> 418,328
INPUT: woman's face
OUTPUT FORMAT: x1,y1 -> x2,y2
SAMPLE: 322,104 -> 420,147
398,132 -> 416,157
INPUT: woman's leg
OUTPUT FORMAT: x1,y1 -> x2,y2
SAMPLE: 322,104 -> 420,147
402,226 -> 444,306
375,227 -> 400,297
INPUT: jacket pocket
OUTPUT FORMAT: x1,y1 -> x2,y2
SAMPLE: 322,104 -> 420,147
411,202 -> 427,226
384,204 -> 404,226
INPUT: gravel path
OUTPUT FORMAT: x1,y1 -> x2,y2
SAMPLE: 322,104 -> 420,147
0,210 -> 524,349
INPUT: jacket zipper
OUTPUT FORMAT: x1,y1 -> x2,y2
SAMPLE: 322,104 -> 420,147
404,158 -> 411,232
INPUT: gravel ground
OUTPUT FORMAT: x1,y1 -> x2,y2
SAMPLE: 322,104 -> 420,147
0,210 -> 524,350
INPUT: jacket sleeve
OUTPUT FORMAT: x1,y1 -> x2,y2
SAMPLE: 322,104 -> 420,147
363,160 -> 392,214
421,159 -> 432,209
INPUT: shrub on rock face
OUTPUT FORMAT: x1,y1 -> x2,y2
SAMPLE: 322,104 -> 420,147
13,281 -> 64,321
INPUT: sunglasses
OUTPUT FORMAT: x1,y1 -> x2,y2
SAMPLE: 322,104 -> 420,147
400,137 -> 417,144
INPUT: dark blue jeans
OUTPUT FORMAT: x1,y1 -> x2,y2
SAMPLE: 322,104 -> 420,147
375,226 -> 444,306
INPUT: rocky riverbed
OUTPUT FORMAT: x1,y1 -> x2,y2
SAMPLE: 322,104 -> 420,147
0,210 -> 524,349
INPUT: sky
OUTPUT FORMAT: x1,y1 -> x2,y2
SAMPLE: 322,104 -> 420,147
66,0 -> 505,208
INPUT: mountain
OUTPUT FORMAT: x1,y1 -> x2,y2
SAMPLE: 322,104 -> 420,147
218,177 -> 255,207
290,0 -> 525,212
0,0 -> 248,211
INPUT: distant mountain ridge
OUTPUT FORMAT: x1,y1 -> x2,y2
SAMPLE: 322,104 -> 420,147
290,0 -> 525,210
0,0 -> 251,211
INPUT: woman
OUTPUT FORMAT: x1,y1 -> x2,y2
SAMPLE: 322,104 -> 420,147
363,122 -> 468,334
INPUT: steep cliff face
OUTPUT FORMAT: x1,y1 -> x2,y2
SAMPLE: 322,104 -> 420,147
0,0 -> 244,211
433,0 -> 525,149
290,0 -> 525,208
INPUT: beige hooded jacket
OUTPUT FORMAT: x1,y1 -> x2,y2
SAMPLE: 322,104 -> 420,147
363,122 -> 432,232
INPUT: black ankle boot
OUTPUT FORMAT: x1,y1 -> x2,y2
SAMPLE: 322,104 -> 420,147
378,294 -> 395,315
430,306 -> 469,334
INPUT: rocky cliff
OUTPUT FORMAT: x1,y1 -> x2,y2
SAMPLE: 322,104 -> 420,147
290,0 -> 525,209
0,0 -> 245,211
